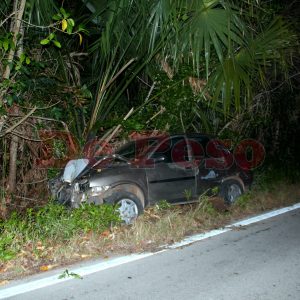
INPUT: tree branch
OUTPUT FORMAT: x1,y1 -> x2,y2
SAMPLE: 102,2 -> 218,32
0,106 -> 36,137
254,72 -> 300,100
0,12 -> 16,27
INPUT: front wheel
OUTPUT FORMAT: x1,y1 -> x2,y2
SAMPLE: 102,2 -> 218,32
105,191 -> 144,224
220,180 -> 243,205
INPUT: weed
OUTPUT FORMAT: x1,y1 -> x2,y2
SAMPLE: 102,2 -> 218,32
0,202 -> 121,263
155,200 -> 172,211
197,195 -> 217,216
183,189 -> 192,201
58,269 -> 82,280
235,192 -> 252,209
199,198 -> 217,216
0,234 -> 16,261
211,186 -> 219,196
47,168 -> 62,179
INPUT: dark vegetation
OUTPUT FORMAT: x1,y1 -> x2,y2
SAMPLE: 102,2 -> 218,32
0,0 -> 299,270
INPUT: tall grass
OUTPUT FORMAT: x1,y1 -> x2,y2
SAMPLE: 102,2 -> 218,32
0,202 -> 120,261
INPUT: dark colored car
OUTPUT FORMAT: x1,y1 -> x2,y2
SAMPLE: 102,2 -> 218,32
49,134 -> 252,224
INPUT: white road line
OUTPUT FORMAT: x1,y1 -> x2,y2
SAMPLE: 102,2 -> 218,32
167,228 -> 231,249
0,253 -> 161,300
228,202 -> 300,227
0,202 -> 299,299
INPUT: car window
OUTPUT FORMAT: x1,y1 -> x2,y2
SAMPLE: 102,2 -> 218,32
150,136 -> 191,163
115,141 -> 136,159
115,139 -> 159,160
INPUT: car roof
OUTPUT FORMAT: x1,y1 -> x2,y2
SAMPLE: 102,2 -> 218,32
130,133 -> 215,141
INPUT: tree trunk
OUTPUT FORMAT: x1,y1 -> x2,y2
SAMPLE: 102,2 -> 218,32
2,0 -> 26,80
3,0 -> 26,193
7,135 -> 19,193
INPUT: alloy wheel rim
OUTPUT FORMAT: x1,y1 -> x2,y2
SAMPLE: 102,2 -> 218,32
227,184 -> 242,203
116,199 -> 138,224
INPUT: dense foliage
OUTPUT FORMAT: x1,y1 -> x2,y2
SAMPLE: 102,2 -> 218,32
0,0 -> 299,214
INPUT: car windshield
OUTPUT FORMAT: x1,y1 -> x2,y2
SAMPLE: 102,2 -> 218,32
115,141 -> 137,160
115,139 -> 159,160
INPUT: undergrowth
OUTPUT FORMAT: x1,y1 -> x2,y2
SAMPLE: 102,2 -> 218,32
0,203 -> 121,261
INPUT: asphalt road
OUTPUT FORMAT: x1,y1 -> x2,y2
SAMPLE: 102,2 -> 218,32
4,208 -> 300,300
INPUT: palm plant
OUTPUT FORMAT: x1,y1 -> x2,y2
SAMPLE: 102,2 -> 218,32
83,0 -> 295,134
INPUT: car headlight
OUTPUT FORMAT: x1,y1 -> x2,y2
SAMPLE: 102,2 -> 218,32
90,185 -> 110,196
74,182 -> 80,192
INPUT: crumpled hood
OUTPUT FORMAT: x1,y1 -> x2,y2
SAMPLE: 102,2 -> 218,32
62,155 -> 130,183
63,158 -> 90,183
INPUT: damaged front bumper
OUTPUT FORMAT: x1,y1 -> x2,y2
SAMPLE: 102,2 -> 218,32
69,182 -> 111,207
49,177 -> 112,208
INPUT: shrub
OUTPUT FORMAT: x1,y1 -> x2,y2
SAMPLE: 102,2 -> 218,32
0,202 -> 121,261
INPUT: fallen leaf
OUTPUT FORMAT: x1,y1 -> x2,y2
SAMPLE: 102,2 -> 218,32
40,264 -> 56,272
0,267 -> 8,273
101,230 -> 110,237
0,280 -> 9,286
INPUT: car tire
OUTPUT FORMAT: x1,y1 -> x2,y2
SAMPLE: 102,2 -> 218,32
105,191 -> 144,224
220,179 -> 243,205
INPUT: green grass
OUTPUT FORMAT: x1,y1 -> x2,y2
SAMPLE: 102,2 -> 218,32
0,202 -> 121,261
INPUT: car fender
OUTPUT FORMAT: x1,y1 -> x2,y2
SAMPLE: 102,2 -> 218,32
104,181 -> 147,207
220,175 -> 245,192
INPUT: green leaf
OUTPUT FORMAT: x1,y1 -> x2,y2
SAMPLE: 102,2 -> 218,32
52,40 -> 62,48
52,13 -> 62,21
59,8 -> 70,19
26,57 -> 31,65
58,269 -> 82,280
9,39 -> 15,50
15,63 -> 21,71
69,272 -> 83,280
6,95 -> 13,106
20,53 -> 26,63
67,26 -> 73,34
3,40 -> 9,51
59,7 -> 66,16
49,33 -> 55,40
67,18 -> 75,27
77,24 -> 88,34
2,253 -> 16,261
40,39 -> 50,45
182,14 -> 189,21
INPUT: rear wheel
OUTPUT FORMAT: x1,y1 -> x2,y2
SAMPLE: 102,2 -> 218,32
105,191 -> 144,224
220,180 -> 243,205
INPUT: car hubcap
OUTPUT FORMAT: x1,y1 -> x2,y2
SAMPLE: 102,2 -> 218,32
116,199 -> 138,224
227,184 -> 242,203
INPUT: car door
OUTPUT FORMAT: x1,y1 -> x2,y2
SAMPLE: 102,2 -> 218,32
190,137 -> 233,194
146,136 -> 197,204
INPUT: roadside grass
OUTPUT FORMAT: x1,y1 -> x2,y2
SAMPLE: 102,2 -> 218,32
0,175 -> 300,282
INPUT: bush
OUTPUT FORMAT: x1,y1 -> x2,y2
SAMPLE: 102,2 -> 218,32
0,202 -> 121,261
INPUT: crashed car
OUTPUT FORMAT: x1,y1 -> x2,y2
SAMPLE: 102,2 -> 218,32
49,134 -> 253,224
